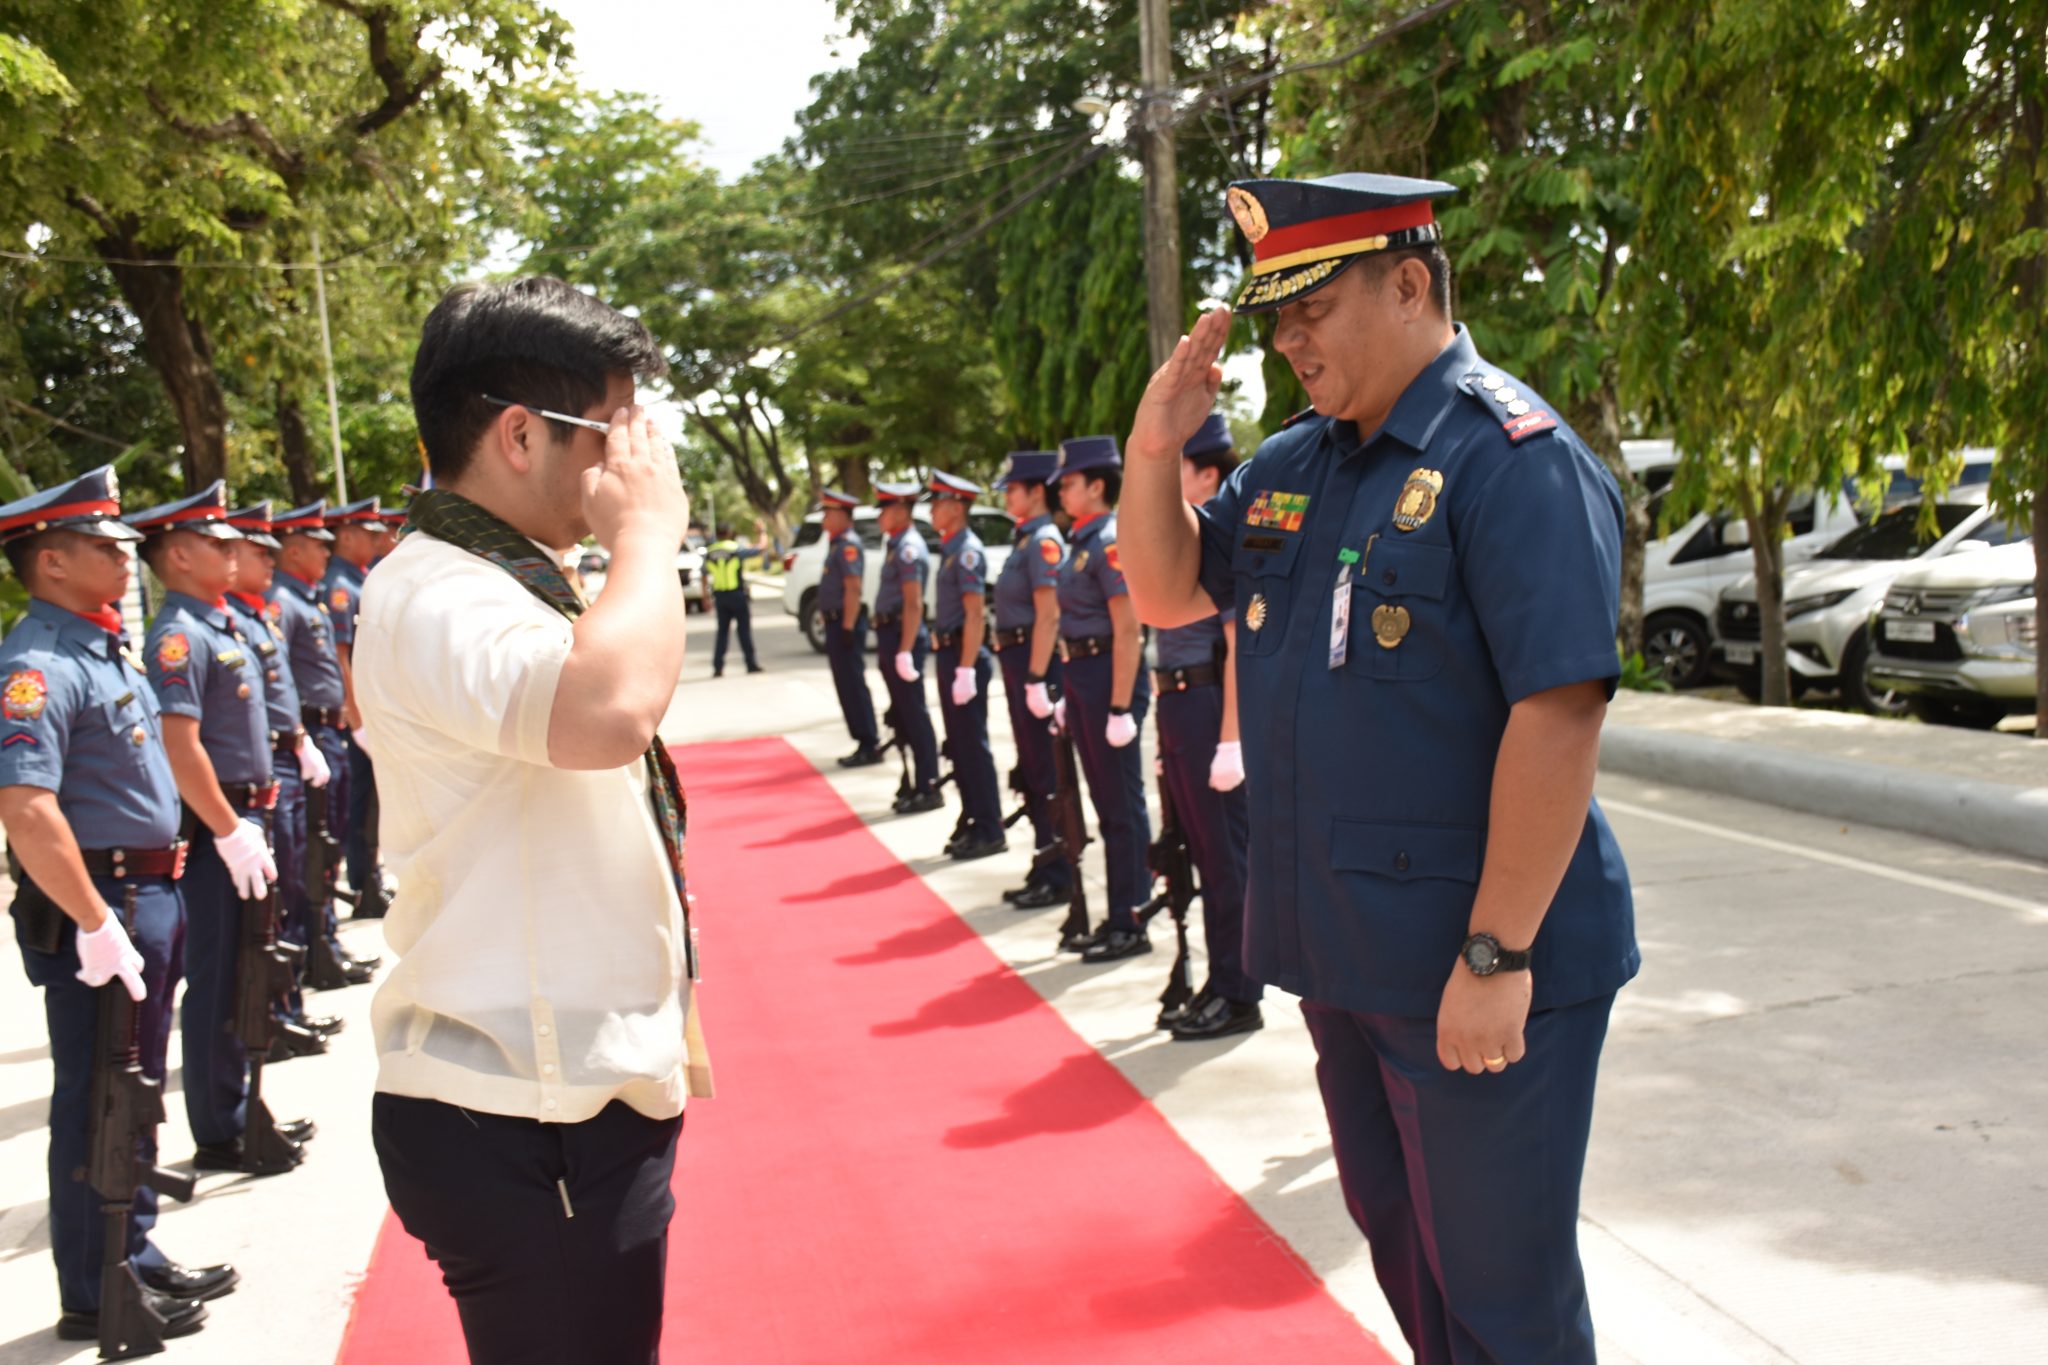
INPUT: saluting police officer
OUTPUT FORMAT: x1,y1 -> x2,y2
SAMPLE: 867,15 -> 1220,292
817,489 -> 883,768
989,451 -> 1073,908
1154,416 -> 1263,1042
223,503 -> 342,1052
925,472 -> 1005,860
0,467 -> 236,1344
872,481 -> 943,813
1052,436 -> 1152,963
129,484 -> 314,1174
268,501 -> 376,988
1119,173 -> 1636,1363
322,497 -> 391,918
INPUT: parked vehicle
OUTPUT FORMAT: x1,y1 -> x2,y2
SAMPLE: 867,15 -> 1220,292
1712,488 -> 2026,710
1866,540 -> 2038,729
780,506 -> 1016,652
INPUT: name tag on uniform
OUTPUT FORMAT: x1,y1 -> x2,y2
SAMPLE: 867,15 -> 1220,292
1329,551 -> 1358,669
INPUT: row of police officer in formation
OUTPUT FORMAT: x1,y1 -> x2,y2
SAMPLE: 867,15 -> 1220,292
813,421 -> 1264,1042
0,471 -> 400,1347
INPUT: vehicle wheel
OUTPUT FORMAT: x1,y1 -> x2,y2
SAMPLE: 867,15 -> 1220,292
800,589 -> 826,654
1839,631 -> 1909,717
1642,612 -> 1712,689
1908,697 -> 2005,730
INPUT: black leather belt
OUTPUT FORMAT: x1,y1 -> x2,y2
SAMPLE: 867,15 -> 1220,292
270,728 -> 307,758
221,781 -> 280,812
11,843 -> 188,882
932,629 -> 963,650
992,626 -> 1031,651
302,705 -> 346,729
1153,663 -> 1222,692
872,612 -> 901,628
1061,634 -> 1113,660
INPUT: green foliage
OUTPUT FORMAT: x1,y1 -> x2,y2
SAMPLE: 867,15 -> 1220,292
1617,650 -> 1674,694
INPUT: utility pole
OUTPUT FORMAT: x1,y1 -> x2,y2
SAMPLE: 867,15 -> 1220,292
1137,0 -> 1181,370
310,226 -> 349,503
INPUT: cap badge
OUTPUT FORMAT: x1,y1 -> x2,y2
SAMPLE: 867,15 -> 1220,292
1372,604 -> 1412,649
1245,593 -> 1269,632
1227,187 -> 1270,243
1393,469 -> 1445,533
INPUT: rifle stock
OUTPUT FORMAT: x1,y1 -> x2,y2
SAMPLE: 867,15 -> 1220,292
88,899 -> 194,1359
1048,719 -> 1093,951
1139,764 -> 1198,1024
232,885 -> 305,1175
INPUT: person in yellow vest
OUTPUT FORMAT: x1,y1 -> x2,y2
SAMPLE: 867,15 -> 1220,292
702,524 -> 763,677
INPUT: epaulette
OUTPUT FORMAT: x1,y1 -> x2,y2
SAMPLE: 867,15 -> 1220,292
1459,369 -> 1559,446
1281,406 -> 1318,429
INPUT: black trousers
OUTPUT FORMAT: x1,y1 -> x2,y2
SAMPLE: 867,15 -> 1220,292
373,1094 -> 684,1365
712,589 -> 757,671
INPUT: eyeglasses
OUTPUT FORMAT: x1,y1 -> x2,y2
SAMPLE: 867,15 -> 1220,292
480,394 -> 613,435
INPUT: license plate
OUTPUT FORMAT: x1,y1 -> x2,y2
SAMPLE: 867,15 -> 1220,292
1886,620 -> 1936,643
1723,643 -> 1759,665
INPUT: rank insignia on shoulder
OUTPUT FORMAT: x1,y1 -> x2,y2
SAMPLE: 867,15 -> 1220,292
1503,411 -> 1559,444
2,668 -> 48,721
2,731 -> 38,748
1245,593 -> 1269,632
156,634 -> 191,670
1246,490 -> 1311,531
1281,406 -> 1318,429
1393,469 -> 1445,533
1039,538 -> 1061,566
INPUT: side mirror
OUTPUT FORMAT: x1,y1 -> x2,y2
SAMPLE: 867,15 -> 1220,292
1722,519 -> 1751,549
1953,539 -> 1992,554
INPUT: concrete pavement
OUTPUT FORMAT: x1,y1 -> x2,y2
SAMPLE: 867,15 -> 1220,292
1,599 -> 2043,1362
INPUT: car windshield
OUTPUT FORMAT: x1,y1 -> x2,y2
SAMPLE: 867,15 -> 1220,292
792,522 -> 824,549
1815,503 -> 1977,560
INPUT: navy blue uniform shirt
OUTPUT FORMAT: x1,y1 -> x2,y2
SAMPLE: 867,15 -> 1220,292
320,557 -> 366,648
1056,513 -> 1128,639
875,526 -> 930,618
0,599 -> 182,847
933,527 -> 987,631
818,528 -> 865,615
143,591 -> 273,787
1156,614 -> 1226,670
1193,325 -> 1636,1016
994,515 -> 1063,632
268,572 -> 345,709
226,593 -> 301,740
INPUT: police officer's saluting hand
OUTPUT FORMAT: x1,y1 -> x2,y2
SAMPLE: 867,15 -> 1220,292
1118,173 -> 1637,1364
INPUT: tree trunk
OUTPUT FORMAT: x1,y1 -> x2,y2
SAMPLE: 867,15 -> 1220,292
94,235 -> 229,492
2035,475 -> 2046,740
275,385 -> 324,505
1747,503 -> 1791,708
1587,379 -> 1645,657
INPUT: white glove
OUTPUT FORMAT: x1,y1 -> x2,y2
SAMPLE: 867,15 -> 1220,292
295,731 -> 331,788
75,913 -> 147,1001
894,652 -> 917,683
216,821 -> 278,901
1025,681 -> 1053,719
1052,698 -> 1067,733
951,667 -> 977,706
1106,710 -> 1138,748
1209,740 -> 1246,791
349,723 -> 372,757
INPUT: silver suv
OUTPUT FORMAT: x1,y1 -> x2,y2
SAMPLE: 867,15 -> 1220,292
1866,539 -> 2037,728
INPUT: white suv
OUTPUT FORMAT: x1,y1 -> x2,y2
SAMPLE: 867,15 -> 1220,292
1866,540 -> 2037,728
780,506 -> 1016,652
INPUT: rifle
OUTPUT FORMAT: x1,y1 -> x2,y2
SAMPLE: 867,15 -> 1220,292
1047,715 -> 1094,952
1136,761 -> 1197,1028
231,882 -> 307,1175
88,895 -> 195,1360
304,781 -> 356,911
880,702 -> 955,807
1001,764 -> 1032,832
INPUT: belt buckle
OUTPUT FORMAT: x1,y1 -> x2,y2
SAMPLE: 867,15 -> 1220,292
260,782 -> 279,811
1172,668 -> 1188,692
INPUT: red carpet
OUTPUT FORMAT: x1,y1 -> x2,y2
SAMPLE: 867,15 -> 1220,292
337,737 -> 1391,1364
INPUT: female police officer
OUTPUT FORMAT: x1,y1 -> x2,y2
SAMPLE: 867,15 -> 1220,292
1117,173 -> 1637,1364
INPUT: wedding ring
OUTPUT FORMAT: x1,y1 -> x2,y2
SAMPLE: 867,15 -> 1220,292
1482,1056 -> 1507,1068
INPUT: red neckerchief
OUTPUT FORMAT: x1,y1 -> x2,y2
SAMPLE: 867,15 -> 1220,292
212,596 -> 231,614
227,590 -> 269,615
72,605 -> 124,636
279,568 -> 318,589
1070,512 -> 1106,534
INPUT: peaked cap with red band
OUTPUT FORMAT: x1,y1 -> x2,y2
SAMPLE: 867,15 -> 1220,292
273,500 -> 336,542
325,496 -> 387,530
818,488 -> 861,511
925,470 -> 984,502
1227,173 -> 1457,313
0,464 -> 143,546
123,479 -> 243,541
226,500 -> 281,549
873,480 -> 922,506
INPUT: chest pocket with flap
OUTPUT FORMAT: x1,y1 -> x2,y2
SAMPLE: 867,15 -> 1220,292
1348,539 -> 1454,682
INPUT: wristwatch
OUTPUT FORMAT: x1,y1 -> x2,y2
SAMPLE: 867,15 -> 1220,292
1460,932 -> 1530,976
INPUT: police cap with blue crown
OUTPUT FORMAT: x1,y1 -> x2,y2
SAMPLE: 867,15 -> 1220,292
925,471 -> 983,502
1182,414 -> 1235,460
124,480 -> 243,541
1227,172 -> 1457,313
0,465 -> 145,546
818,488 -> 861,511
1056,436 -> 1121,479
273,500 -> 336,542
226,501 -> 281,549
873,480 -> 922,506
991,451 -> 1059,489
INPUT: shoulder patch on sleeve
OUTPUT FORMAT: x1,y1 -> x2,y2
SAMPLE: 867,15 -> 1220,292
899,543 -> 918,564
329,587 -> 351,611
2,669 -> 48,721
842,543 -> 859,563
1104,543 -> 1122,573
156,633 -> 191,670
962,548 -> 980,572
1038,537 -> 1061,566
